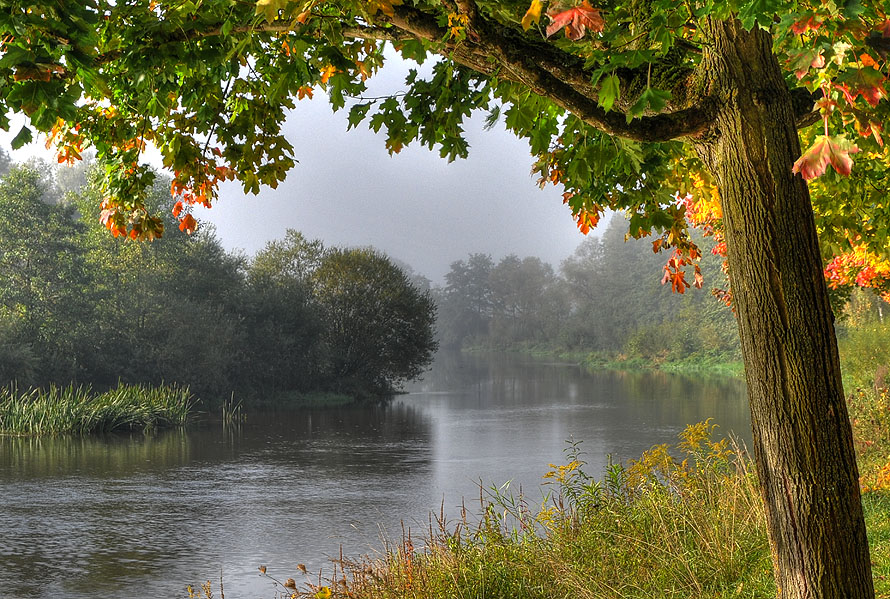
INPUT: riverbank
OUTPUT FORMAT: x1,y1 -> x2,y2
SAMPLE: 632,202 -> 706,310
266,330 -> 890,598
260,414 -> 890,599
0,384 -> 193,436
464,344 -> 745,378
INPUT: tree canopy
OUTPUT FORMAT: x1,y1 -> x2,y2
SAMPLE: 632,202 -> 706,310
2,1 -> 887,265
3,1 -> 890,597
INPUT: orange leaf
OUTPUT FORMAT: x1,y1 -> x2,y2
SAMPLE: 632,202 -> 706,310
860,53 -> 879,68
178,213 -> 197,234
320,65 -> 338,84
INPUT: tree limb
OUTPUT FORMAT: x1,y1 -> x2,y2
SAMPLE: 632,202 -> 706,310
389,5 -> 716,142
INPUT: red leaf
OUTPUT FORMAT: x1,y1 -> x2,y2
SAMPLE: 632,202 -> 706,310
791,16 -> 821,35
792,135 -> 860,180
826,136 -> 859,176
835,66 -> 887,108
546,1 -> 604,40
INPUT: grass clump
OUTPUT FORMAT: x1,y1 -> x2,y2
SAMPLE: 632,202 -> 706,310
0,383 -> 193,436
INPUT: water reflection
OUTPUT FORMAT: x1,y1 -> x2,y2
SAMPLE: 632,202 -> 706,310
0,352 -> 749,599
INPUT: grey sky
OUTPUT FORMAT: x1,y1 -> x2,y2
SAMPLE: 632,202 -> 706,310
194,97 -> 586,283
2,56 -> 590,284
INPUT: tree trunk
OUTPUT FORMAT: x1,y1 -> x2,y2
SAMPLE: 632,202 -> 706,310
692,19 -> 874,599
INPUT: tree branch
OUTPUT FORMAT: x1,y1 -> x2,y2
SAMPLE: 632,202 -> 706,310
389,5 -> 716,142
790,87 -> 820,129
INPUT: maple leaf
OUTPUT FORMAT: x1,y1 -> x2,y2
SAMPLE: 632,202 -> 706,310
546,2 -> 604,41
320,65 -> 338,85
792,135 -> 860,180
13,64 -> 53,82
522,0 -> 544,30
178,213 -> 197,234
834,64 -> 887,108
791,16 -> 821,35
574,206 -> 602,234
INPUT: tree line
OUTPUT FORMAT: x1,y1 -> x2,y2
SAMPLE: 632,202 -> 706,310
435,216 -> 740,362
0,161 -> 436,400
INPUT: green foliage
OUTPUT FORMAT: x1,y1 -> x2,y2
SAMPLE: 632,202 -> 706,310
436,253 -> 495,348
0,383 -> 193,436
5,0 -> 884,256
0,165 -> 92,381
0,166 -> 435,401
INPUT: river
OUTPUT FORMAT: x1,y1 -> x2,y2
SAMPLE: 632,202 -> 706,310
0,352 -> 749,598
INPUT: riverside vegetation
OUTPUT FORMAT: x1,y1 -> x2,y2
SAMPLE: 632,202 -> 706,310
187,314 -> 890,599
0,383 -> 192,435
0,160 -> 437,403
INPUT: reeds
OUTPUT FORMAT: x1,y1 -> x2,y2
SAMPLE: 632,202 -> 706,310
0,383 -> 193,436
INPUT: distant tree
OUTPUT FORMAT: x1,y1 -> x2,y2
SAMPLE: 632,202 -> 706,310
312,247 -> 437,395
489,254 -> 558,345
0,147 -> 11,178
75,174 -> 248,395
390,257 -> 433,292
250,229 -> 325,283
437,253 -> 495,347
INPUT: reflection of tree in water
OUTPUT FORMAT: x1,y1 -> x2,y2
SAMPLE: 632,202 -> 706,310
0,433 -> 197,598
600,369 -> 751,451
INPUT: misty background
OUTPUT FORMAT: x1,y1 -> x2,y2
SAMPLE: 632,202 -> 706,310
1,55 -> 586,284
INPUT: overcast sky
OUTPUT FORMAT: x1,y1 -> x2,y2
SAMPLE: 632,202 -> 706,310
1,56 -> 592,284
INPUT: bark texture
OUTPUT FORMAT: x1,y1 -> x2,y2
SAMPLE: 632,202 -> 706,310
691,19 -> 874,599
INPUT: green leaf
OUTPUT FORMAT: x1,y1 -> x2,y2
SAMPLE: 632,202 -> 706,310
255,0 -> 288,22
0,46 -> 36,69
842,0 -> 865,18
11,124 -> 32,149
347,103 -> 372,130
626,88 -> 672,122
738,0 -> 784,30
598,74 -> 620,113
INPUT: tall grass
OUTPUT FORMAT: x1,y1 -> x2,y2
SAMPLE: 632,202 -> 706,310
0,383 -> 193,436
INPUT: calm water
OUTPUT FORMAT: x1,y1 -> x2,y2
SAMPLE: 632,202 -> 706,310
0,352 -> 750,598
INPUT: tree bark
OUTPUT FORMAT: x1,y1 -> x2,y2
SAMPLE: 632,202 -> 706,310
691,19 -> 874,599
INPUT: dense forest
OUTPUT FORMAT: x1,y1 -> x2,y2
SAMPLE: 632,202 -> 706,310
434,216 -> 742,364
0,158 -> 437,400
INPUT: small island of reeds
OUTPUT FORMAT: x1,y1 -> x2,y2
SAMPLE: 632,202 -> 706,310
0,384 -> 193,436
